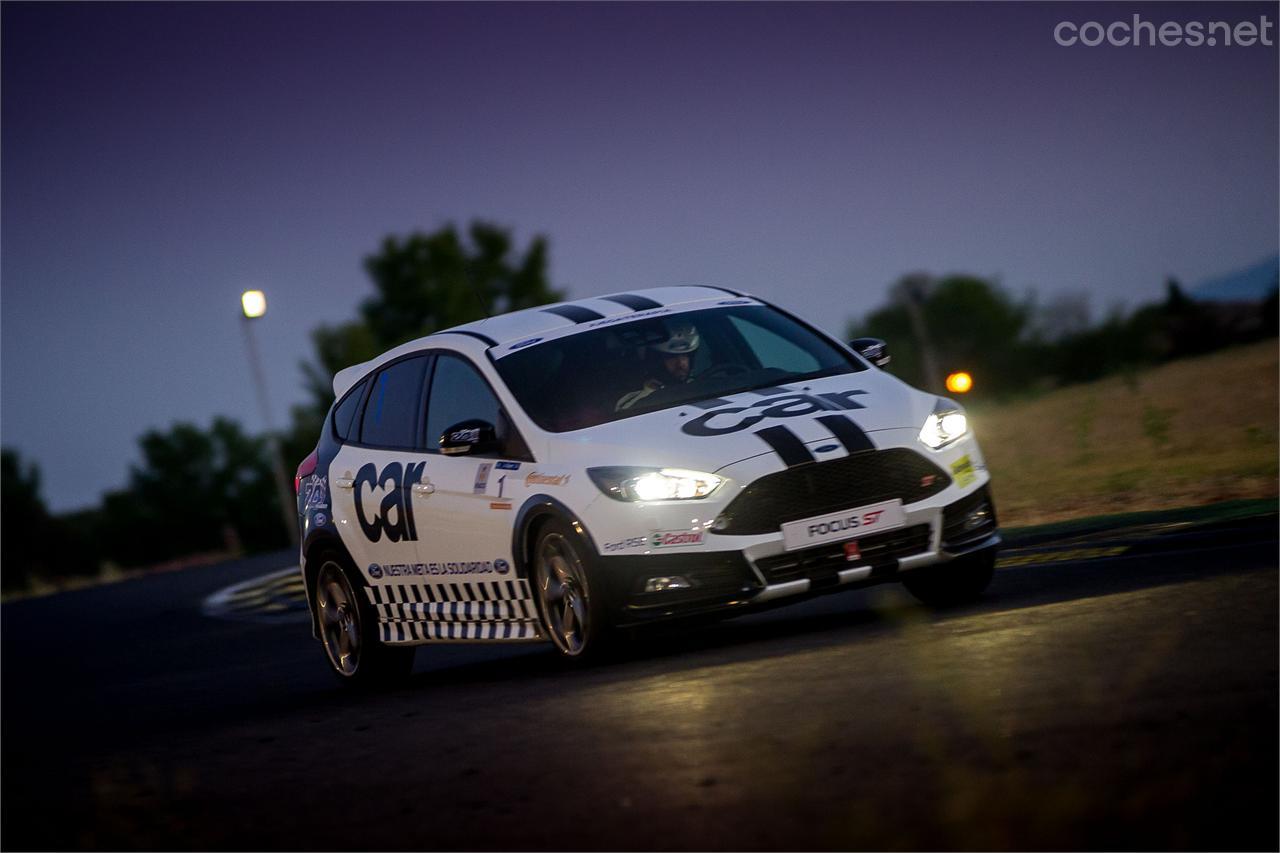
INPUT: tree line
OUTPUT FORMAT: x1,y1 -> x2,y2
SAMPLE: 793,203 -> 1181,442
2,222 -> 563,592
3,226 -> 1275,592
848,272 -> 1277,396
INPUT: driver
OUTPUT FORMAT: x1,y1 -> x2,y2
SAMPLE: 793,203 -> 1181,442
615,321 -> 699,411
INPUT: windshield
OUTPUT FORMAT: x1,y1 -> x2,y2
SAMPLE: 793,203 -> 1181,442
495,305 -> 866,432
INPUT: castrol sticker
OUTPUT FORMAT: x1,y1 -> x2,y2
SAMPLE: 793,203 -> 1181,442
781,499 -> 905,551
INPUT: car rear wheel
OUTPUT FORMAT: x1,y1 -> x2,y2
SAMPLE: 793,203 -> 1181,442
532,519 -> 610,659
315,556 -> 415,687
902,548 -> 996,607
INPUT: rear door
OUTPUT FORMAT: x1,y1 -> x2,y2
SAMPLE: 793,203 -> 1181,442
330,353 -> 434,581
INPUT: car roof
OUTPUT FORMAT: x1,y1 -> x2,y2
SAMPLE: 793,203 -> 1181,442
332,285 -> 758,399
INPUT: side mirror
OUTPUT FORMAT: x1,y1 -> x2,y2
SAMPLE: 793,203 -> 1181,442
848,337 -> 891,368
440,419 -> 499,456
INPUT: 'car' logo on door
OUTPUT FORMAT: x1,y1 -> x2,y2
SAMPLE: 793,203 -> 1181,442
354,461 -> 426,542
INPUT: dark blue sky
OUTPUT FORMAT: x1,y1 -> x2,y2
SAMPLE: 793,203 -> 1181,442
3,2 -> 1277,512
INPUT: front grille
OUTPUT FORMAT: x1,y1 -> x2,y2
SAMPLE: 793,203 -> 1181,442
941,485 -> 998,550
714,449 -> 950,535
753,524 -> 932,585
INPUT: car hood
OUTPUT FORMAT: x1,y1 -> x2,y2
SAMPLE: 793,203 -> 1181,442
544,369 -> 938,473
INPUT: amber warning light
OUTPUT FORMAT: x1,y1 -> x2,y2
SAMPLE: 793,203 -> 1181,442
945,372 -> 973,394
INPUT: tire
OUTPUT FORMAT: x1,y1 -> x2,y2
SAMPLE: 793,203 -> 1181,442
313,554 -> 415,688
530,518 -> 611,660
902,547 -> 996,607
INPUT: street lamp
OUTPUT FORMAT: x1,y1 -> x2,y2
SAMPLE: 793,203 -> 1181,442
893,274 -> 942,394
241,290 -> 266,319
240,290 -> 300,549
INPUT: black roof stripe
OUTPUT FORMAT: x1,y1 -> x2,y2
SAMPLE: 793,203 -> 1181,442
599,293 -> 663,311
542,304 -> 606,323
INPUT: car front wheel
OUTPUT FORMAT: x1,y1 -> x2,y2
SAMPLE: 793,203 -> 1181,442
314,556 -> 415,687
532,519 -> 610,659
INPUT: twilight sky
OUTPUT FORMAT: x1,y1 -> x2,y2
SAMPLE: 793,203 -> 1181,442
2,1 -> 1277,512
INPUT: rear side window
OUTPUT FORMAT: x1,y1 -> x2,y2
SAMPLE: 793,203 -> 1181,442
331,379 -> 367,440
359,356 -> 429,448
424,354 -> 502,451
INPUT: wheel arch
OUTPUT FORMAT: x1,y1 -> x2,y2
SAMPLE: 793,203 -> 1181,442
511,494 -> 600,580
301,528 -> 363,639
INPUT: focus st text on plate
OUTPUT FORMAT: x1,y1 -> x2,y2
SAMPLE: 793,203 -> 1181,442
782,499 -> 905,551
292,286 -> 1000,685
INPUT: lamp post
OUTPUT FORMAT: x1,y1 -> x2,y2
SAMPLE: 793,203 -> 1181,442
241,290 -> 300,550
893,273 -> 943,395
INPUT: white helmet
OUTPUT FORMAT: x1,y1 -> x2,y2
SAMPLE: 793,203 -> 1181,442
652,322 -> 700,355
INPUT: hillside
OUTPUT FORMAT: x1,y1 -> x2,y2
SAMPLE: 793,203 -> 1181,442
971,340 -> 1278,527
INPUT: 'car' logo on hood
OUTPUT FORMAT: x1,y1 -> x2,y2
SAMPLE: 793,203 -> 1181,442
681,390 -> 867,436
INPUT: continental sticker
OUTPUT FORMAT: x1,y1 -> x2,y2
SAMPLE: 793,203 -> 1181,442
526,472 -> 570,487
950,455 -> 976,488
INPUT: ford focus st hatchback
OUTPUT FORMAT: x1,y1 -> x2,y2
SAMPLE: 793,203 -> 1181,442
296,286 -> 1000,685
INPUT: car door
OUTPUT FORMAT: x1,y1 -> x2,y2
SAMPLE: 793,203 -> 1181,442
414,352 -> 533,577
330,353 -> 434,581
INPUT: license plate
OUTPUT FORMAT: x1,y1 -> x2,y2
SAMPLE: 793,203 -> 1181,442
781,499 -> 905,551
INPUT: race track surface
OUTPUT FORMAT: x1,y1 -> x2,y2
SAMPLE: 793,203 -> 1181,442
2,515 -> 1276,850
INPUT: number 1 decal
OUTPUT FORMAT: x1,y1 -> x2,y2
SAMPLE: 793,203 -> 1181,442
497,475 -> 506,499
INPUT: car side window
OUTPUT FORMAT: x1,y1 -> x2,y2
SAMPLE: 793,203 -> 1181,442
424,354 -> 515,456
358,355 -> 430,449
332,378 -> 367,440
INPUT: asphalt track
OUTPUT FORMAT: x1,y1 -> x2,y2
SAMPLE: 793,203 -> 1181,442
2,513 -> 1276,851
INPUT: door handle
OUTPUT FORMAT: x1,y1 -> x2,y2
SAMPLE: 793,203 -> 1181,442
412,482 -> 435,496
334,477 -> 354,490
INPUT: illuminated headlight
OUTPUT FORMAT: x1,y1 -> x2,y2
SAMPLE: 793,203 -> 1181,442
588,467 -> 723,502
918,400 -> 968,449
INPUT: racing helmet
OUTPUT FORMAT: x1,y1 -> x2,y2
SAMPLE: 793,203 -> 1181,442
651,322 -> 700,355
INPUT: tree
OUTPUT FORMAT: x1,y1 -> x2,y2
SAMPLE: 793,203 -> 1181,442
99,418 -> 285,567
2,448 -> 49,591
1030,291 -> 1093,343
1,448 -> 100,590
849,274 -> 1036,396
288,221 -> 564,462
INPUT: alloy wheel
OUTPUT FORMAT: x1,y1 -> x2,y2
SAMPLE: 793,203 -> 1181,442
317,561 -> 362,676
535,532 -> 591,656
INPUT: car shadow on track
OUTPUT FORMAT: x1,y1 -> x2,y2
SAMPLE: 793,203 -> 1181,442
343,529 -> 1278,700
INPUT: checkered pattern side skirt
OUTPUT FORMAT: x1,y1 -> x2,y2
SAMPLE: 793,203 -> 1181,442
365,579 -> 543,644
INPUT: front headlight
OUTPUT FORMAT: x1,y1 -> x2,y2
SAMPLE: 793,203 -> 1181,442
918,400 -> 968,449
588,467 -> 723,502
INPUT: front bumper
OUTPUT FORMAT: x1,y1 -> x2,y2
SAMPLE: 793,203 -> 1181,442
598,484 -> 1000,627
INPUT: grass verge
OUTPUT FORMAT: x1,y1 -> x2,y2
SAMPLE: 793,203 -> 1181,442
971,340 -> 1278,528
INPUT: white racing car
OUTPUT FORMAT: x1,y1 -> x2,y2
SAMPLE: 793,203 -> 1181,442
295,287 -> 999,685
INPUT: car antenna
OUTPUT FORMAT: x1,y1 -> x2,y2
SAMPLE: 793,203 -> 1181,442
468,280 -> 492,320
